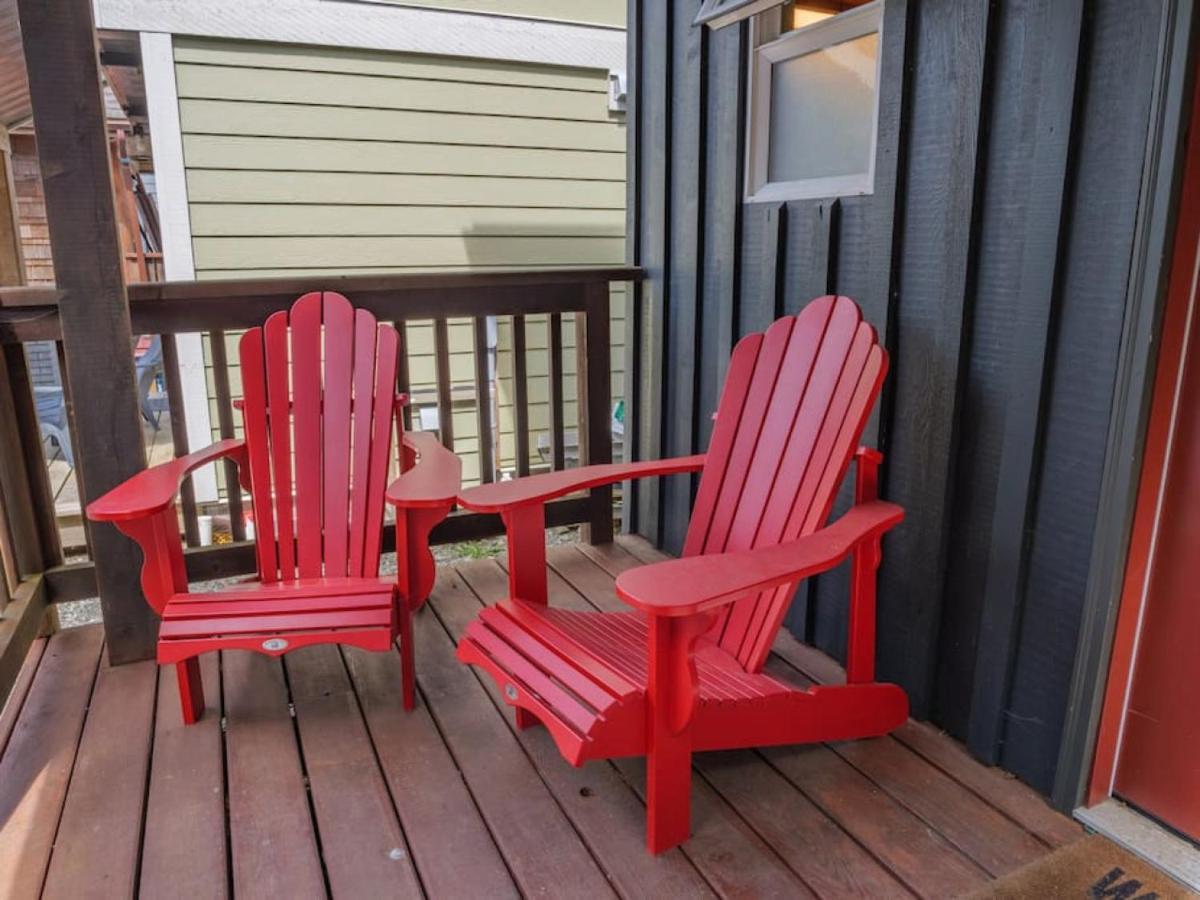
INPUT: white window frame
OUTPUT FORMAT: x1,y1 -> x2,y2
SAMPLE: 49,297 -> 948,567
745,1 -> 884,203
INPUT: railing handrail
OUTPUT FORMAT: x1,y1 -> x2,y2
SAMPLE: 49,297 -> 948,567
0,266 -> 646,342
0,265 -> 645,306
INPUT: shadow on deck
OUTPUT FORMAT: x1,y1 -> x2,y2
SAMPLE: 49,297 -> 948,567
0,537 -> 1081,898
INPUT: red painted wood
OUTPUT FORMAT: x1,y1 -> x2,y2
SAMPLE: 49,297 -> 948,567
363,325 -> 399,577
454,296 -> 906,853
87,292 -> 458,724
1112,250 -> 1200,839
87,439 -> 249,521
348,310 -> 377,577
322,293 -> 355,577
291,292 -> 324,578
265,310 -> 297,580
459,455 -> 706,513
240,326 -> 280,582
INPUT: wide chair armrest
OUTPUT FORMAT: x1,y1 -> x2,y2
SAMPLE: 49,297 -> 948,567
386,432 -> 462,509
458,454 -> 706,513
87,439 -> 249,523
616,501 -> 904,617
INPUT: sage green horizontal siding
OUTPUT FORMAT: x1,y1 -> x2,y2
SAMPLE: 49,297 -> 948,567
173,41 -> 607,91
183,136 -> 624,180
179,99 -> 625,151
176,64 -> 611,121
192,236 -> 624,270
189,204 -> 624,237
178,36 -> 626,484
369,0 -> 624,28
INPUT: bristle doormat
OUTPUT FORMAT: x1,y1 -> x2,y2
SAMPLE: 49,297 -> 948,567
967,834 -> 1196,899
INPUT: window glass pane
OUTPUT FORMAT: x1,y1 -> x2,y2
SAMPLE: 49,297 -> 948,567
767,31 -> 878,183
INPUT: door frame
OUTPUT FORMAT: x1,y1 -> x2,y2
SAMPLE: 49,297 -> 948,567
1052,0 -> 1198,812
1087,44 -> 1200,809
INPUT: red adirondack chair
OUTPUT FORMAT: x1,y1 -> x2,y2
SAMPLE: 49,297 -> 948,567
455,295 -> 907,853
88,292 -> 460,723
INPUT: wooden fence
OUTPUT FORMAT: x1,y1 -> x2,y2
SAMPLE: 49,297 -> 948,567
0,266 -> 643,702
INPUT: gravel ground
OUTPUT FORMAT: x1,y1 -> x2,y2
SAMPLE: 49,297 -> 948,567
54,525 -> 583,630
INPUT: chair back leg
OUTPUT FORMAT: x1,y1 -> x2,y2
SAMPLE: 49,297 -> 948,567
398,598 -> 416,711
176,658 -> 205,724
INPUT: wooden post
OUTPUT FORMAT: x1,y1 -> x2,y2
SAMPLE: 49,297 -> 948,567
17,0 -> 156,662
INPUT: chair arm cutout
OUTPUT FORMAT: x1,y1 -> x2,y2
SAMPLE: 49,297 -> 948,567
386,431 -> 463,510
87,439 -> 248,523
616,501 -> 904,617
458,454 -> 707,513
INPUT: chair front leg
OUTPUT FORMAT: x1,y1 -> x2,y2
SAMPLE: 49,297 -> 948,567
502,503 -> 547,605
645,612 -> 710,854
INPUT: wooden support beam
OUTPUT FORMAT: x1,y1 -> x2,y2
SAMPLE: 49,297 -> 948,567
0,576 -> 48,710
17,0 -> 155,662
0,128 -> 60,576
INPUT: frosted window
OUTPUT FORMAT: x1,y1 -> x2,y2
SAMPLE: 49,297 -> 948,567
767,32 -> 878,183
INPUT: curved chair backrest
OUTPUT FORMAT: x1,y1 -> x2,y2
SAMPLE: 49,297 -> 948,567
684,295 -> 887,672
239,291 -> 401,582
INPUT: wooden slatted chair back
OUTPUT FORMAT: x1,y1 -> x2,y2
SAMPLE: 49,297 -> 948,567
238,291 -> 401,582
684,295 -> 887,672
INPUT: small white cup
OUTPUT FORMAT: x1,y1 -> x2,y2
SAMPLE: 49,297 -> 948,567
198,515 -> 214,547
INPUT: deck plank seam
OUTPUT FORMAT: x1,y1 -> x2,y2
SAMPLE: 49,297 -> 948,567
555,543 -> 953,897
0,637 -> 46,759
130,661 -> 162,896
449,562 -> 725,899
333,643 -> 430,899
362,652 -> 522,896
424,572 -> 623,898
277,656 -> 336,899
889,726 -> 1060,851
531,553 -> 830,898
35,630 -> 106,898
218,651 -> 235,899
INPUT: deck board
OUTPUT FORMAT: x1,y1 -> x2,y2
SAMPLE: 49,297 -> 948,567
479,554 -> 820,898
415,573 -> 617,899
0,625 -> 102,898
0,538 -> 1081,899
223,651 -> 326,898
448,560 -> 719,900
42,649 -> 157,898
140,654 -> 228,899
286,644 -> 425,899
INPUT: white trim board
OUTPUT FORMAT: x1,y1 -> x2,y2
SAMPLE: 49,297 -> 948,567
1076,800 -> 1200,892
140,32 -> 217,503
97,0 -> 625,71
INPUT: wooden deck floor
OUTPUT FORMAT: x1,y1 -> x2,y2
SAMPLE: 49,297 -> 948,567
0,537 -> 1081,899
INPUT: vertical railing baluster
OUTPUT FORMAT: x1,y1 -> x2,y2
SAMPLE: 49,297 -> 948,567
0,492 -> 19,608
576,284 -> 613,544
513,314 -> 531,477
433,318 -> 454,450
473,316 -> 494,483
396,319 -> 413,433
161,334 -> 200,547
548,313 -> 566,471
208,328 -> 245,542
4,344 -> 61,567
55,340 -> 91,557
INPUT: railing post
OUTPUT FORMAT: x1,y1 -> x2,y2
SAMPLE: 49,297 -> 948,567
18,0 -> 156,662
576,281 -> 613,544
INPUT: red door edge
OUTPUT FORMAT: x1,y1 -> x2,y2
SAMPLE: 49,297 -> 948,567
1087,74 -> 1200,808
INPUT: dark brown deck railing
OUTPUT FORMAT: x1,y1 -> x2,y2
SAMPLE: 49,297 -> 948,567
0,267 -> 644,631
